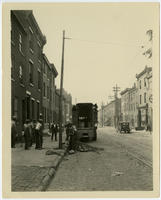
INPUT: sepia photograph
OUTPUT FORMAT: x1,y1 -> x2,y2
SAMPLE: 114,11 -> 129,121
2,1 -> 160,198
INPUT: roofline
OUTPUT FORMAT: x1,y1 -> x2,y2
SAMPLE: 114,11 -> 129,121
136,66 -> 152,79
11,11 -> 27,34
120,88 -> 130,95
43,54 -> 51,70
50,63 -> 58,77
29,11 -> 46,44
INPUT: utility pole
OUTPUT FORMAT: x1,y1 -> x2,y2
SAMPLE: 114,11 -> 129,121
58,30 -> 71,149
58,30 -> 65,149
113,84 -> 120,128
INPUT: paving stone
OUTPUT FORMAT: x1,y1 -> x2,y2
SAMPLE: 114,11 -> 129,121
11,135 -> 66,191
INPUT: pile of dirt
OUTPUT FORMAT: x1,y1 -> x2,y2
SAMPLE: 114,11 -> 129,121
45,150 -> 62,156
76,142 -> 104,153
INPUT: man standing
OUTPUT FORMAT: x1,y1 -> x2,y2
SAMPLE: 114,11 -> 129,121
32,119 -> 37,143
69,124 -> 77,152
55,124 -> 58,141
24,119 -> 30,150
11,116 -> 17,148
35,119 -> 42,149
65,122 -> 70,141
51,122 -> 55,141
39,119 -> 43,149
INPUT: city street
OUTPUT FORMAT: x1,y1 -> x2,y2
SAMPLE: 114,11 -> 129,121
47,127 -> 152,191
3,5 -> 158,199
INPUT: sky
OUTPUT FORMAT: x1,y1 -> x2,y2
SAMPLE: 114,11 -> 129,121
25,3 -> 156,108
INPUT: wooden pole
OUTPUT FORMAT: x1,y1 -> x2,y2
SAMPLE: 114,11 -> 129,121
59,30 -> 65,149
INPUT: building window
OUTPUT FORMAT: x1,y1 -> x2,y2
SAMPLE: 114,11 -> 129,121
19,33 -> 22,53
43,63 -> 45,73
43,83 -> 46,97
139,80 -> 141,89
19,65 -> 23,84
47,86 -> 49,99
140,95 -> 142,105
29,61 -> 34,84
37,102 -> 40,120
38,49 -> 41,61
50,89 -> 52,100
144,78 -> 146,87
13,97 -> 18,118
29,29 -> 34,51
31,99 -> 35,119
11,55 -> 15,78
38,71 -> 41,89
47,68 -> 50,79
44,107 -> 47,123
26,95 -> 30,119
144,93 -> 146,103
11,28 -> 16,45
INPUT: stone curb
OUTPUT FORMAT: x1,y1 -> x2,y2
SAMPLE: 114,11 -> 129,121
38,147 -> 68,191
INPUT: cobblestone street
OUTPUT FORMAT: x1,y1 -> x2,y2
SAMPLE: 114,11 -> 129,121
12,166 -> 49,191
12,133 -> 66,191
47,127 -> 153,191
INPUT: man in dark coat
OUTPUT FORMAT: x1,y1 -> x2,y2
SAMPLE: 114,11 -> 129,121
24,119 -> 30,150
65,123 -> 71,141
51,122 -> 57,141
69,124 -> 77,151
11,116 -> 17,148
39,119 -> 43,149
32,119 -> 36,143
35,119 -> 42,149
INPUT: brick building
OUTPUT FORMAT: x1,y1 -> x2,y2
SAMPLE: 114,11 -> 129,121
42,54 -> 58,129
11,10 -> 73,136
136,66 -> 152,128
11,10 -> 46,134
98,99 -> 121,127
55,88 -> 60,124
120,84 -> 138,128
56,89 -> 72,125
50,64 -> 58,123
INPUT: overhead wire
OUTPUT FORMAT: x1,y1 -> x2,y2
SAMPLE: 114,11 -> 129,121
67,37 -> 143,48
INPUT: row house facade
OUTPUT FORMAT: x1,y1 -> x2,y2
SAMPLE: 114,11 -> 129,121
42,54 -> 58,129
120,66 -> 152,129
120,84 -> 138,128
11,10 -> 72,135
136,66 -> 152,129
11,10 -> 46,135
120,30 -> 153,130
98,99 -> 121,127
98,103 -> 105,127
56,89 -> 72,125
147,70 -> 152,129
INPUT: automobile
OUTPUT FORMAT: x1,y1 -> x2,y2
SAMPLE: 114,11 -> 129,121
118,121 -> 131,133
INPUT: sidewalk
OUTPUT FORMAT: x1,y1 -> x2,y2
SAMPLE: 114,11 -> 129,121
12,132 -> 67,191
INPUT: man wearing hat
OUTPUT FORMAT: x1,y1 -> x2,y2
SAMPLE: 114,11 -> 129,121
11,116 -> 17,148
35,119 -> 43,149
24,119 -> 30,150
39,119 -> 44,149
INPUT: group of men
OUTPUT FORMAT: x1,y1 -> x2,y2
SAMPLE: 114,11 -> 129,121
23,118 -> 44,150
50,122 -> 78,151
11,116 -> 44,150
11,116 -> 78,152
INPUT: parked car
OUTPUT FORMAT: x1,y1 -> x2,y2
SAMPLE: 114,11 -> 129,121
118,122 -> 131,133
